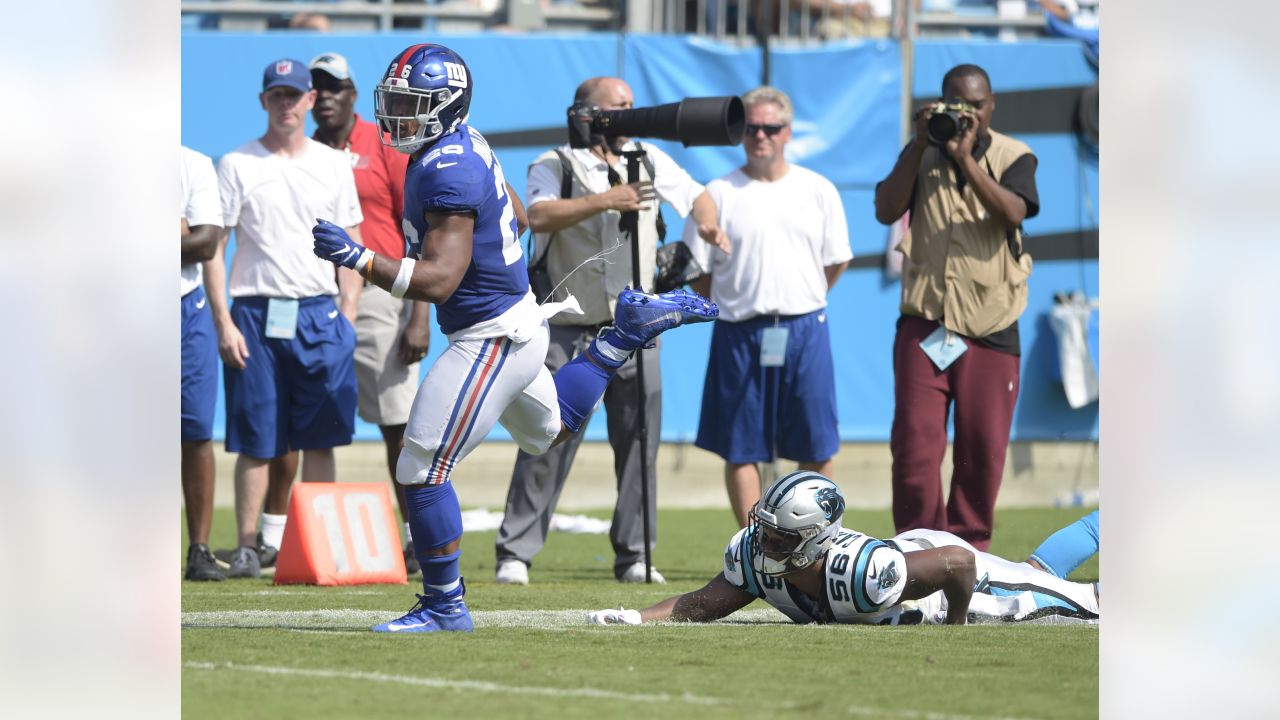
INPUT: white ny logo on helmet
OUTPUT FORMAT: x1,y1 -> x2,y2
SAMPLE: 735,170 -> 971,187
443,62 -> 467,89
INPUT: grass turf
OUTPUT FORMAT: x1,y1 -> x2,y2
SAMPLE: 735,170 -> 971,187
182,506 -> 1098,719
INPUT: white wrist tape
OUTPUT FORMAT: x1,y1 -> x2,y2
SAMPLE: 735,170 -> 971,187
390,257 -> 416,299
353,248 -> 375,274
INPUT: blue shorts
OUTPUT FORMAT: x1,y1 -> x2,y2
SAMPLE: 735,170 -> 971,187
181,287 -> 218,442
224,296 -> 357,458
694,310 -> 839,464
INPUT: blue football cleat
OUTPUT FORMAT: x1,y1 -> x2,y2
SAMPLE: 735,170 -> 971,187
371,593 -> 474,633
604,287 -> 718,351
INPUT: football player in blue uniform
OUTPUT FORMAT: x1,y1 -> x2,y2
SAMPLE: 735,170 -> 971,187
590,470 -> 1099,626
311,43 -> 719,633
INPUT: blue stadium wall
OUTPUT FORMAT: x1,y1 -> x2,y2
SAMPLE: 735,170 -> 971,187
183,32 -> 1098,442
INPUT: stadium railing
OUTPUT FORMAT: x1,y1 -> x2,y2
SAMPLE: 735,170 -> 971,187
180,0 -> 617,33
180,0 -> 1049,41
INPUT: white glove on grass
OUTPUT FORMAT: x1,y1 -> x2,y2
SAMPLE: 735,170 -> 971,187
588,608 -> 642,625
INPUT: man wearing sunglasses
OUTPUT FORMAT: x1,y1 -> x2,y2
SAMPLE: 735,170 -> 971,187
681,86 -> 852,530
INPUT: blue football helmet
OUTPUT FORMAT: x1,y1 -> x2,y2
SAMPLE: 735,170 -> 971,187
374,43 -> 472,154
750,471 -> 846,576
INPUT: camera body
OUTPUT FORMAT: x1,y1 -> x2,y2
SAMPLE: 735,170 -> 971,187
566,96 -> 745,150
926,100 -> 976,145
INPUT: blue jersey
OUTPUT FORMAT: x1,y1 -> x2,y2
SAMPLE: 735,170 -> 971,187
403,124 -> 527,335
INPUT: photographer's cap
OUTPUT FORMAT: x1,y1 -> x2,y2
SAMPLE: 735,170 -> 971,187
309,53 -> 353,82
263,58 -> 312,92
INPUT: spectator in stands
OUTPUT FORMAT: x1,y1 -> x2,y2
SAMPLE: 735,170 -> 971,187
811,0 -> 898,39
1038,0 -> 1099,65
494,76 -> 728,586
682,86 -> 852,529
308,52 -> 429,575
206,58 -> 363,578
180,146 -> 225,582
289,13 -> 332,31
873,63 -> 1040,550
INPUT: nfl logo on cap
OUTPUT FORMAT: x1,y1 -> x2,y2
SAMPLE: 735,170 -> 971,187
277,60 -> 293,75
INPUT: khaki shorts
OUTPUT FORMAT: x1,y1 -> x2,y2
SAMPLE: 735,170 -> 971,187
354,283 -> 421,426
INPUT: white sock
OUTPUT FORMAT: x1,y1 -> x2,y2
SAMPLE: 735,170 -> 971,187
261,513 -> 287,549
593,334 -> 631,364
427,579 -> 461,595
404,522 -> 412,547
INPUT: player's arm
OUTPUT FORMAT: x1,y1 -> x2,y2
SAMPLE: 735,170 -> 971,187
204,227 -> 249,369
358,211 -> 474,304
181,217 -> 220,265
590,573 -> 754,625
900,546 -> 976,625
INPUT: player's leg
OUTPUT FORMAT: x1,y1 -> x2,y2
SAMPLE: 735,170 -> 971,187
376,332 -> 547,632
551,287 -> 716,439
182,286 -> 223,580
890,316 -> 951,535
1027,510 -> 1099,578
896,528 -> 1098,621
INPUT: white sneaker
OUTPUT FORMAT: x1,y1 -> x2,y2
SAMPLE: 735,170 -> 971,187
495,559 -> 529,585
617,562 -> 666,584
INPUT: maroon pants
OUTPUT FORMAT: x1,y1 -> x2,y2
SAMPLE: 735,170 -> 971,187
890,315 -> 1020,550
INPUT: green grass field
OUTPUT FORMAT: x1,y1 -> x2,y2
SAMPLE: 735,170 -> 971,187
182,506 -> 1098,720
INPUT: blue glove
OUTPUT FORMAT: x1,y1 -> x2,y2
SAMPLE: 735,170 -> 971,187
312,218 -> 371,270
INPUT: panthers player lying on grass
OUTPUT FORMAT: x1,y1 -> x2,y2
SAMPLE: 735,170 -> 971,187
589,471 -> 1099,626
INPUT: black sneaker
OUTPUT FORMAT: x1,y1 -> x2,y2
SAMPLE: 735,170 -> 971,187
256,531 -> 278,568
214,532 -> 279,567
404,540 -> 420,576
185,543 -> 226,581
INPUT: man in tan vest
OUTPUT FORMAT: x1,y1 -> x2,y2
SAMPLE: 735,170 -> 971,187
873,64 -> 1040,550
494,76 -> 728,585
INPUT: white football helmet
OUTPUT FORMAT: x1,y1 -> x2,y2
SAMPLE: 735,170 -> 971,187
750,471 -> 846,577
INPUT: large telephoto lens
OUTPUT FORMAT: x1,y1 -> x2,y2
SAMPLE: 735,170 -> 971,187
592,96 -> 745,147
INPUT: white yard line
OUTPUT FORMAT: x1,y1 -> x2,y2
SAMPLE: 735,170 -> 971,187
185,660 -> 748,707
846,706 -> 1039,720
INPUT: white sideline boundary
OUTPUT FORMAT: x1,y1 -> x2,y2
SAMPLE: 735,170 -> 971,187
182,608 -> 1095,630
183,661 -> 1037,719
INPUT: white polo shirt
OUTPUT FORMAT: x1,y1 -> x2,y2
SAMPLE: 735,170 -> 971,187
180,146 -> 222,297
681,164 -> 852,322
217,138 -> 362,299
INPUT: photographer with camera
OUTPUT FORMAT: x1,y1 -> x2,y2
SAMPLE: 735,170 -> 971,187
874,64 -> 1040,551
681,86 -> 852,530
494,76 -> 729,586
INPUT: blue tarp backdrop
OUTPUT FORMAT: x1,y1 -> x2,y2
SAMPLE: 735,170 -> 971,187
182,33 -> 1098,443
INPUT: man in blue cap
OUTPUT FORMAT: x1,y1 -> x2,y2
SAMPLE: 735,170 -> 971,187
204,58 -> 365,578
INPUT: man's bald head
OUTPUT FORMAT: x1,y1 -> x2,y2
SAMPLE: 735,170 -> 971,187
574,77 -> 634,111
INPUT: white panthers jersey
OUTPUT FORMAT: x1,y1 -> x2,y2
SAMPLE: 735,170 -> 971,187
722,526 -> 912,625
721,526 -> 1100,625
